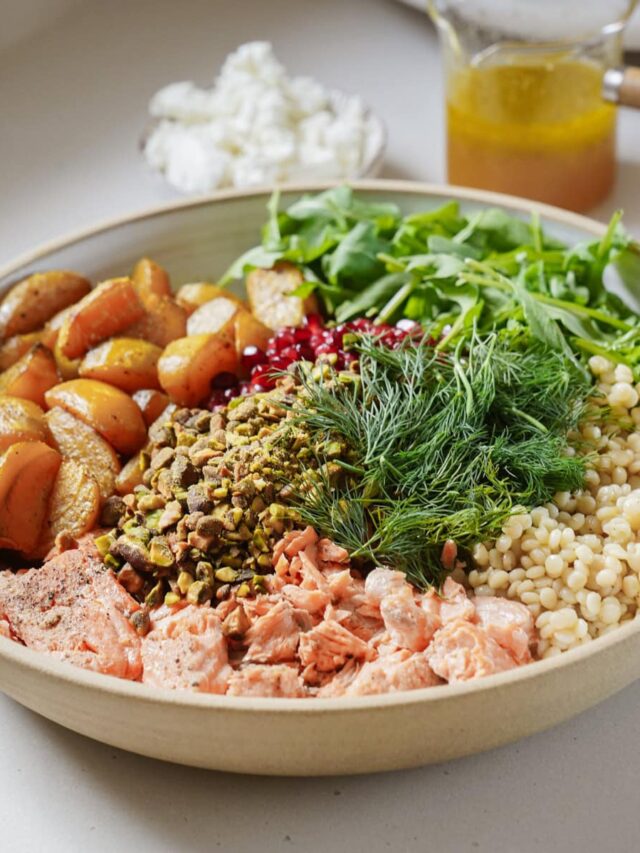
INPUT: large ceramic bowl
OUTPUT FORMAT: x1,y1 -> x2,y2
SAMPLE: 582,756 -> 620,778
0,181 -> 638,776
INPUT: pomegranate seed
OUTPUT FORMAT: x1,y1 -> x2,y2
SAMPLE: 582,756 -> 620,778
241,345 -> 267,370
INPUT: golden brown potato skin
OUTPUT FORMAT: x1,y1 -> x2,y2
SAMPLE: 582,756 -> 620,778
234,310 -> 272,358
132,258 -> 172,304
58,277 -> 145,360
79,338 -> 162,393
44,378 -> 147,456
37,459 -> 100,555
0,271 -> 91,339
126,294 -> 187,348
0,332 -> 44,371
246,262 -> 319,330
0,396 -> 51,453
158,333 -> 237,407
0,440 -> 62,555
45,405 -> 121,502
0,344 -> 59,408
115,451 -> 146,495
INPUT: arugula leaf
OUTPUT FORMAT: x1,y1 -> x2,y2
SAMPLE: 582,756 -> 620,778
324,221 -> 389,287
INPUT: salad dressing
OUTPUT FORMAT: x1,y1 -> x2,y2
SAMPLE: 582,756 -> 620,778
447,60 -> 616,212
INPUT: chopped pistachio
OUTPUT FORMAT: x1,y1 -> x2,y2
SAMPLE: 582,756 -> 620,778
95,533 -> 116,557
177,571 -> 194,594
215,567 -> 238,583
145,581 -> 164,606
236,582 -> 251,598
149,536 -> 175,568
164,591 -> 181,606
186,581 -> 212,604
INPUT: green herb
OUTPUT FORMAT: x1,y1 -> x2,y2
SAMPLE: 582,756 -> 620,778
290,332 -> 589,586
223,188 -> 640,367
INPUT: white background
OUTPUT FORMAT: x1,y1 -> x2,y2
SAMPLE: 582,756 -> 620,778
1,2 -> 640,851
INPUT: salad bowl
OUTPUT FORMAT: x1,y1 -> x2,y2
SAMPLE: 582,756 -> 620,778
0,180 -> 638,776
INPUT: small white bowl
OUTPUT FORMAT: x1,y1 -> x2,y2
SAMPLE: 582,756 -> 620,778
140,90 -> 387,194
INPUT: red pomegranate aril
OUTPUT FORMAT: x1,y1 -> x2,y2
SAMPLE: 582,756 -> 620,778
241,345 -> 267,370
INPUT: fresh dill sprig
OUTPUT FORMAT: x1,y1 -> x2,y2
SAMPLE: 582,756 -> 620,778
290,331 -> 590,587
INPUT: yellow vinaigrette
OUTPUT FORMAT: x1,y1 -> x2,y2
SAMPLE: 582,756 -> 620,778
447,60 -> 616,211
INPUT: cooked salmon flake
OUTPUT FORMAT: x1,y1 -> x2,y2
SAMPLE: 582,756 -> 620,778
0,525 -> 536,696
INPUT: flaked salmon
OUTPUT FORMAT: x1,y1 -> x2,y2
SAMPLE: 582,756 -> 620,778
227,664 -> 307,697
473,596 -> 534,663
426,618 -> 517,682
0,525 -> 537,696
0,549 -> 141,679
142,604 -> 232,692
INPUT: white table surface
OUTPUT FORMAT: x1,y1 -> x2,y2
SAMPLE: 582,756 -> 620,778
1,2 -> 640,851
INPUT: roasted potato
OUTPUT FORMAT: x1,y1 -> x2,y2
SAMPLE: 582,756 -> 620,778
132,258 -> 172,304
126,294 -> 187,348
44,378 -> 147,456
45,405 -> 121,501
79,338 -> 162,393
0,271 -> 91,338
0,440 -> 61,554
157,333 -> 237,406
234,310 -> 272,357
0,344 -> 59,407
58,277 -> 145,360
42,304 -> 75,350
176,282 -> 246,315
132,388 -> 171,426
115,451 -> 145,495
53,338 -> 81,380
245,262 -> 318,330
186,296 -> 241,337
37,460 -> 101,554
0,396 -> 51,452
0,332 -> 44,371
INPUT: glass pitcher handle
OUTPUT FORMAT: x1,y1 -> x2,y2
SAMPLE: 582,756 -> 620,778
603,66 -> 640,109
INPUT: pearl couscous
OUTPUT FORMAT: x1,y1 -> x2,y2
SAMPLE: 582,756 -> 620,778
469,357 -> 640,658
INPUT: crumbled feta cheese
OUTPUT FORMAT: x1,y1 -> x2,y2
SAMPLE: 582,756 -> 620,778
143,42 -> 382,194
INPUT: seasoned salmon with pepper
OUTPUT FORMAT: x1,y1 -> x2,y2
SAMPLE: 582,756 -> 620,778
0,549 -> 142,679
142,604 -> 232,693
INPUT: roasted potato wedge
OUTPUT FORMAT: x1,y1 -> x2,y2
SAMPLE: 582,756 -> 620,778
58,277 -> 145,360
186,296 -> 241,337
246,262 -> 318,330
44,405 -> 121,501
176,283 -> 246,315
115,451 -> 145,495
0,332 -> 44,371
132,388 -> 171,426
0,271 -> 91,338
126,294 -> 187,348
79,338 -> 162,393
132,258 -> 172,305
0,440 -> 61,554
44,379 -> 147,456
37,459 -> 100,554
234,310 -> 272,357
0,396 -> 51,452
42,304 -> 75,350
0,344 -> 59,407
53,338 -> 81,380
158,333 -> 237,406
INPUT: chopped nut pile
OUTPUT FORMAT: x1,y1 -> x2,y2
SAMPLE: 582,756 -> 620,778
99,385 -> 316,608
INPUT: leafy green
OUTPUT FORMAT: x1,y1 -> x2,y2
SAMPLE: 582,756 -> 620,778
290,332 -> 588,586
223,187 -> 639,368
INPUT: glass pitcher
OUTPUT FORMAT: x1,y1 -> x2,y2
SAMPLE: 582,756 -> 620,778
428,0 -> 640,211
